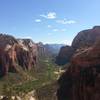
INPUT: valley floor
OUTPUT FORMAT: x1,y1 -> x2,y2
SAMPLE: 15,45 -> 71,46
0,57 -> 63,100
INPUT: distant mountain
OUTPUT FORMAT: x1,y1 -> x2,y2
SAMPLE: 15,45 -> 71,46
44,44 -> 65,56
36,42 -> 65,59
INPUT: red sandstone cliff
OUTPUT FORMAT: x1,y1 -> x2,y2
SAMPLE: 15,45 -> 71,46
0,34 -> 38,77
57,27 -> 100,100
55,46 -> 74,65
56,26 -> 100,65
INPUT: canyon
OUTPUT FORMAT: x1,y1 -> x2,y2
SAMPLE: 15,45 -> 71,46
0,26 -> 100,100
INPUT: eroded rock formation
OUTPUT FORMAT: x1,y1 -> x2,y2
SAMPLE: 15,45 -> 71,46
56,26 -> 100,65
57,26 -> 100,100
56,46 -> 74,65
0,34 -> 38,77
72,26 -> 100,49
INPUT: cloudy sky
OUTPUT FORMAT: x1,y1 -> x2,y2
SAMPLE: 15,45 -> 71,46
0,0 -> 100,45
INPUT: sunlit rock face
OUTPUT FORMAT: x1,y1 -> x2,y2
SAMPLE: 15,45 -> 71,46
0,34 -> 38,77
72,26 -> 100,49
57,27 -> 100,100
56,26 -> 100,66
37,42 -> 46,57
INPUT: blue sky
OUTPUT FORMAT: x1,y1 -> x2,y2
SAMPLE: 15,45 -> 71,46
0,0 -> 100,45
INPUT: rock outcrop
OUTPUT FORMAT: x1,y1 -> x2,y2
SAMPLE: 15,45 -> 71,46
56,26 -> 100,65
57,27 -> 100,100
37,42 -> 64,59
37,42 -> 46,58
72,26 -> 100,49
0,34 -> 38,77
55,46 -> 74,65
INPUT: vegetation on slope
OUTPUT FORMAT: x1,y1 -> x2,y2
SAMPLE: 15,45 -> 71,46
0,57 -> 63,100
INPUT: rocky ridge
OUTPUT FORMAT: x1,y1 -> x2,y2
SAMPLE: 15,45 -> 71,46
0,34 -> 38,77
57,26 -> 100,100
56,26 -> 100,65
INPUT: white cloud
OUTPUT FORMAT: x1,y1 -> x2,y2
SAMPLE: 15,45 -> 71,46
61,29 -> 66,32
53,29 -> 59,32
48,33 -> 53,35
56,19 -> 76,24
47,25 -> 52,28
53,28 -> 67,32
35,19 -> 41,22
40,12 -> 56,19
21,36 -> 32,39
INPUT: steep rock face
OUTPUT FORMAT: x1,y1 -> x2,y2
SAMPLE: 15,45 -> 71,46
56,26 -> 100,65
72,26 -> 100,49
55,46 -> 74,65
0,34 -> 37,77
0,34 -> 18,76
17,39 -> 37,70
37,42 -> 63,59
57,37 -> 100,100
37,42 -> 46,57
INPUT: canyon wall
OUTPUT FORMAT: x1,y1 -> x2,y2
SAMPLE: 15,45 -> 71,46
57,26 -> 100,100
56,26 -> 100,65
0,34 -> 38,77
